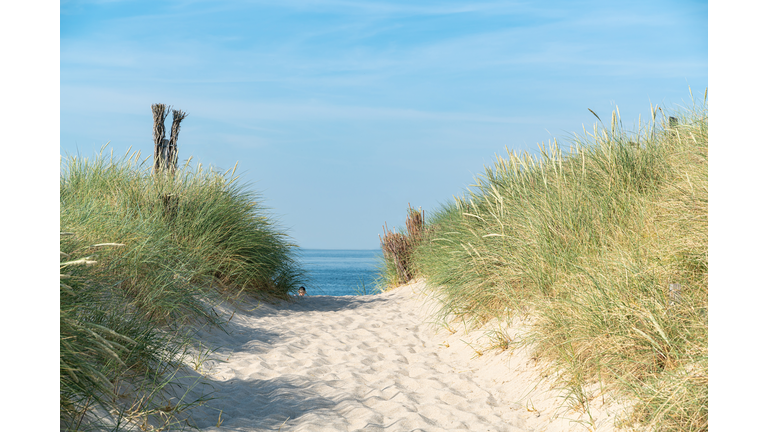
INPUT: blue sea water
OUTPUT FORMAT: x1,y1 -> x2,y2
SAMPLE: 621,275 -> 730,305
297,249 -> 384,296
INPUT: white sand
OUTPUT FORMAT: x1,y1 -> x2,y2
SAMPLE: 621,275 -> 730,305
177,280 -> 628,431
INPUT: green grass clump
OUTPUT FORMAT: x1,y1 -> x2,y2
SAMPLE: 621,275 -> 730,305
60,148 -> 305,430
409,94 -> 707,431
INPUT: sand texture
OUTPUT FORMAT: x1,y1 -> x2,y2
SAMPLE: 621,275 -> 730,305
177,280 -> 627,431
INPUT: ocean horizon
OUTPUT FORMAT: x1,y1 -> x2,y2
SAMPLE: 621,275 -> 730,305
297,249 -> 384,296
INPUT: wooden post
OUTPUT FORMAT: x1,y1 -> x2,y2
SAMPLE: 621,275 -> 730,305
152,104 -> 170,175
160,193 -> 179,220
152,104 -> 188,219
168,109 -> 188,175
157,138 -> 170,173
152,104 -> 187,176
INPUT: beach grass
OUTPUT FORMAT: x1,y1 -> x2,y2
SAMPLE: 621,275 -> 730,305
60,149 -> 305,430
388,92 -> 707,431
375,247 -> 404,290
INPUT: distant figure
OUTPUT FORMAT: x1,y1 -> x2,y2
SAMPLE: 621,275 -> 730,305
298,287 -> 306,297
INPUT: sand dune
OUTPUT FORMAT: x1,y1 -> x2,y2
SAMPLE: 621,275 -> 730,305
178,280 -> 627,431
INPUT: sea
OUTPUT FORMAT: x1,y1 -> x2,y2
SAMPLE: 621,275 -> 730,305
297,249 -> 385,296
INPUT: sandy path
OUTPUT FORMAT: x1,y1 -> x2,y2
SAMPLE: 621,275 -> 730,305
180,281 -> 625,432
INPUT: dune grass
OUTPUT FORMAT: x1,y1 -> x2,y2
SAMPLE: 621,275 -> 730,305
60,148 -> 305,430
393,94 -> 707,431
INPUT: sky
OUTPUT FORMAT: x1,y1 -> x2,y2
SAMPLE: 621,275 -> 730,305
59,0 -> 708,249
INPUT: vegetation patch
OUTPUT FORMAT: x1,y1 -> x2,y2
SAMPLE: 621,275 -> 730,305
378,204 -> 426,287
60,149 -> 305,430
382,94 -> 708,431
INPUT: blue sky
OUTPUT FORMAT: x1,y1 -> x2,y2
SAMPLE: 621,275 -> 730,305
60,0 -> 708,249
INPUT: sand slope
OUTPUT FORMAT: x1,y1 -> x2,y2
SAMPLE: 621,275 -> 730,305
180,281 -> 627,432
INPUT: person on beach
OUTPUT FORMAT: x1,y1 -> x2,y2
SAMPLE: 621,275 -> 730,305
298,287 -> 306,297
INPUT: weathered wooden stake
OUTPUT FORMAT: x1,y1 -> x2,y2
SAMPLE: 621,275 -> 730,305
152,104 -> 170,175
152,104 -> 188,220
168,109 -> 188,173
160,193 -> 179,220
152,104 -> 187,176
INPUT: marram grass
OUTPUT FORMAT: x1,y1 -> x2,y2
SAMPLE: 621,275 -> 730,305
402,95 -> 707,431
60,148 -> 305,430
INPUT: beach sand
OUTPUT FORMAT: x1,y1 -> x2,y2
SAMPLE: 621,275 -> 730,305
176,280 -> 627,431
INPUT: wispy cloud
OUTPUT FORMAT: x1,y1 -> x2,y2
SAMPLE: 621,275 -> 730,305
158,0 -> 547,17
61,82 -> 545,125
62,0 -> 703,87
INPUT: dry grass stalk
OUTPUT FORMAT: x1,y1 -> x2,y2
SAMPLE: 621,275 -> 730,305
406,203 -> 424,242
380,227 -> 411,283
380,204 -> 425,284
